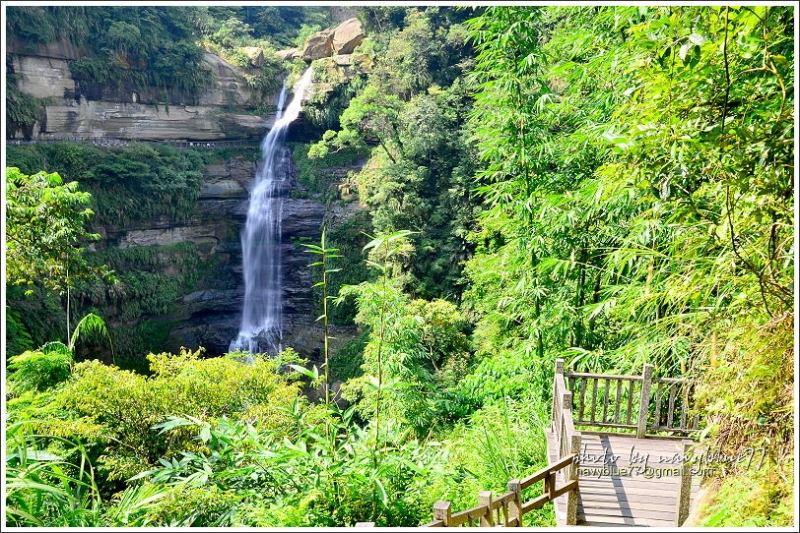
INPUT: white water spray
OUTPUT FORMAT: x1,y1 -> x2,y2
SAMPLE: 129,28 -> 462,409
230,67 -> 314,355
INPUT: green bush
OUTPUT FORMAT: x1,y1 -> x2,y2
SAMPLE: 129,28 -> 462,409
12,348 -> 304,484
5,421 -> 103,527
430,397 -> 554,526
7,342 -> 73,396
141,485 -> 244,527
698,458 -> 794,527
134,412 -> 447,527
326,210 -> 374,324
290,141 -> 367,197
330,332 -> 367,382
5,306 -> 35,357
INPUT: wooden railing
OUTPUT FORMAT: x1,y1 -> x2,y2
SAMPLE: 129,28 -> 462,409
418,454 -> 578,527
354,452 -> 579,528
406,361 -> 583,528
562,362 -> 699,438
358,360 -> 699,528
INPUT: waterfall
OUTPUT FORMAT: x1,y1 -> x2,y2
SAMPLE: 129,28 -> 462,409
230,67 -> 314,355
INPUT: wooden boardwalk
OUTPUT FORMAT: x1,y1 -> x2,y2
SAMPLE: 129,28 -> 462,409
409,359 -> 704,529
547,431 -> 701,527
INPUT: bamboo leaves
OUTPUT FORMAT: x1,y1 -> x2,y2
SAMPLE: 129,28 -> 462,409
463,4 -> 793,391
303,231 -> 342,404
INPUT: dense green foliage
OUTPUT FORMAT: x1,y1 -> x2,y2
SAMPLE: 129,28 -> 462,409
6,420 -> 103,527
5,242 -> 209,370
7,142 -> 213,225
203,6 -> 333,49
7,342 -> 74,395
308,4 -> 793,524
6,343 -> 550,527
290,141 -> 370,324
5,168 -> 101,292
4,5 -> 794,528
461,5 -> 794,524
8,6 -> 213,100
309,8 -> 480,302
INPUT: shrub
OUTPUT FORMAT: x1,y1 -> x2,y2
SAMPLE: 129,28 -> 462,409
18,348 -> 304,484
7,342 -> 73,396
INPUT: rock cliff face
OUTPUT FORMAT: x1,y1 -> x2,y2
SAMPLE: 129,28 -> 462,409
154,157 -> 328,357
7,41 -> 357,359
94,154 -> 332,358
8,50 -> 276,141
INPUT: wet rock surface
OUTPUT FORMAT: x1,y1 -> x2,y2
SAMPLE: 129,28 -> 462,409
154,159 -> 327,357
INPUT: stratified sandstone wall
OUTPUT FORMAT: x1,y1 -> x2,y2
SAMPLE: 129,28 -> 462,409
9,52 -> 274,141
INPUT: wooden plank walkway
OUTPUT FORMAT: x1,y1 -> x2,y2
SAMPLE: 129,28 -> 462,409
547,430 -> 701,527
414,360 -> 703,529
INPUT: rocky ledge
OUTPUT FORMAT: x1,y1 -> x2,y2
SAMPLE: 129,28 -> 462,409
9,52 -> 279,141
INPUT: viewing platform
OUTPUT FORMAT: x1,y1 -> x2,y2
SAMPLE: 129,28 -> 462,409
407,359 -> 704,528
548,359 -> 702,527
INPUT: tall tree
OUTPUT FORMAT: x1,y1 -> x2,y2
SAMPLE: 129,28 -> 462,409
5,168 -> 101,293
5,167 -> 108,344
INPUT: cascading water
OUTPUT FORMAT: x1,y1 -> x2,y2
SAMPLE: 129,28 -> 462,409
230,67 -> 314,355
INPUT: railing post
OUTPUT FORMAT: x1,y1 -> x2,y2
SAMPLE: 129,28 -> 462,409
554,358 -> 564,430
563,390 -> 572,411
676,440 -> 693,526
545,471 -> 556,500
478,491 -> 494,527
507,479 -> 523,527
433,501 -> 451,527
560,390 -> 573,458
566,433 -> 581,525
637,364 -> 654,438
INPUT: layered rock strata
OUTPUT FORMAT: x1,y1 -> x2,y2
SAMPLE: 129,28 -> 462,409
8,52 -> 276,141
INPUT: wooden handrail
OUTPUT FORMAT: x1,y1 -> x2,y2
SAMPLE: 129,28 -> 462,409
364,360 -> 701,528
423,452 -> 578,527
519,454 -> 574,489
565,372 -> 644,381
448,504 -> 490,527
